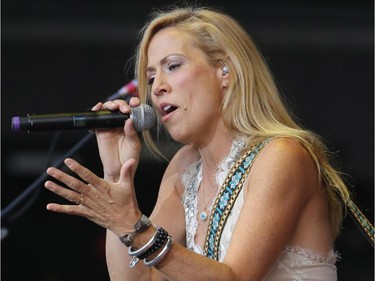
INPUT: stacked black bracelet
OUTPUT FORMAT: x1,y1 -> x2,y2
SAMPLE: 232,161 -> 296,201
143,235 -> 173,267
118,214 -> 173,268
137,227 -> 169,259
128,227 -> 168,258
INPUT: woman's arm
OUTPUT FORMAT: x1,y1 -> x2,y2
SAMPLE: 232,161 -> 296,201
45,143 -> 190,281
45,138 -> 320,281
106,147 -> 189,281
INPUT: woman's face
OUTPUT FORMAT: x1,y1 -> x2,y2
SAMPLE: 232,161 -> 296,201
146,27 -> 225,146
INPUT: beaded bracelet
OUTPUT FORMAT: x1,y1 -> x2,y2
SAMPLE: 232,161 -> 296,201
128,226 -> 160,257
138,228 -> 169,260
143,235 -> 173,267
128,227 -> 168,268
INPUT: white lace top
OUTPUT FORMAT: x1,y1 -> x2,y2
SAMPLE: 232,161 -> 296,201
181,139 -> 338,281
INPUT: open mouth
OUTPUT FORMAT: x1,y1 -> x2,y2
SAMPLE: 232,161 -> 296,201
161,104 -> 178,115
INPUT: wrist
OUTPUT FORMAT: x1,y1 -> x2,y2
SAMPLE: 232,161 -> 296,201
117,214 -> 174,268
127,225 -> 173,268
119,214 -> 152,247
103,174 -> 120,182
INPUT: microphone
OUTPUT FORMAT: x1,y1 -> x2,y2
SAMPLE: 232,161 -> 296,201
106,80 -> 138,101
11,104 -> 156,133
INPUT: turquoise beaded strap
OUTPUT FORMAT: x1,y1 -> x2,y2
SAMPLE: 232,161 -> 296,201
204,139 -> 270,260
322,169 -> 375,248
347,199 -> 374,247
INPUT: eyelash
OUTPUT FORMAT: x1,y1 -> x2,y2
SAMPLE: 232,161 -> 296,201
168,63 -> 181,71
147,77 -> 154,85
147,63 -> 182,85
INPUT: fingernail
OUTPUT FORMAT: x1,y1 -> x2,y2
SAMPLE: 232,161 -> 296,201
64,158 -> 73,167
120,105 -> 129,112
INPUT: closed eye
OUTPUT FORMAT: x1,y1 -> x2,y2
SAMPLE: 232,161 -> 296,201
168,63 -> 181,71
147,64 -> 180,85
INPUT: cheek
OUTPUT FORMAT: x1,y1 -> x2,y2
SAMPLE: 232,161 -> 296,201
172,70 -> 195,89
150,93 -> 157,105
189,69 -> 221,97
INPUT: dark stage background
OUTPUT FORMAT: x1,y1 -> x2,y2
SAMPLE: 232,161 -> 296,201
2,0 -> 373,280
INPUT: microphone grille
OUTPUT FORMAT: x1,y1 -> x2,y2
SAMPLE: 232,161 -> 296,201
131,104 -> 156,132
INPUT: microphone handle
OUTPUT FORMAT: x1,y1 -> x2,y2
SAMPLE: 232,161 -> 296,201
12,111 -> 130,131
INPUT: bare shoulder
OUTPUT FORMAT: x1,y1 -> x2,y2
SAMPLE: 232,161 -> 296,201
247,137 -> 320,199
255,137 -> 317,171
224,138 -> 328,277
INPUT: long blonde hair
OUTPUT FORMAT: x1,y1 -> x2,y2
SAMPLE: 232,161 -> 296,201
133,5 -> 350,239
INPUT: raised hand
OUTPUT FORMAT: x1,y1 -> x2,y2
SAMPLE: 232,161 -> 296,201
45,157 -> 141,236
91,97 -> 142,182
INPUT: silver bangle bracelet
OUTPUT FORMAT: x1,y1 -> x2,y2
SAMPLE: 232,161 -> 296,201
143,236 -> 173,267
128,226 -> 159,257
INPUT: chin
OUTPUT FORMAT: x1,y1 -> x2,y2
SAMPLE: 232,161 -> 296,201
167,128 -> 190,144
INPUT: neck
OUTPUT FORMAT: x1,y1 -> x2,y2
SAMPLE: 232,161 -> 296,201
198,127 -> 234,173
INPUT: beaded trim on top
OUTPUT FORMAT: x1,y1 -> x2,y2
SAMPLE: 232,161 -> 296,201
204,139 -> 271,260
181,138 -> 247,254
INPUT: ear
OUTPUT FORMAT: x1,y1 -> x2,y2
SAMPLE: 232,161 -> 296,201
216,62 -> 230,91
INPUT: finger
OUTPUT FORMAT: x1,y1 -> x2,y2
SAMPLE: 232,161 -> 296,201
123,119 -> 142,161
46,202 -> 114,230
91,102 -> 103,111
118,158 -> 138,184
46,166 -> 88,195
129,97 -> 140,107
104,100 -> 130,111
45,180 -> 82,205
46,203 -> 86,216
124,118 -> 138,137
63,158 -> 109,192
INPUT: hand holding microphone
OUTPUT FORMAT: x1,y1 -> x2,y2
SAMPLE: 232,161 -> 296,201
11,104 -> 156,133
11,81 -> 156,133
4,81 -> 152,229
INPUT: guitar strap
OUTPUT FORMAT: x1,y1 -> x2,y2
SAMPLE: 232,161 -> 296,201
203,139 -> 270,260
321,170 -> 374,247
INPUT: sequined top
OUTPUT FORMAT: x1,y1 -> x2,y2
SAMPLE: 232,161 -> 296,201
181,139 -> 339,281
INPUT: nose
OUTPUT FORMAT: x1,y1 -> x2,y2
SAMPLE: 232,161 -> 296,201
151,72 -> 170,98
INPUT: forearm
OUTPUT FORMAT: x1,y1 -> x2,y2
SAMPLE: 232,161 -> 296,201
106,229 -> 159,281
155,243 -> 236,281
107,228 -> 236,281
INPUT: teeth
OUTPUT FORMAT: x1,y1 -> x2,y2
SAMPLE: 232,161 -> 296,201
163,105 -> 172,112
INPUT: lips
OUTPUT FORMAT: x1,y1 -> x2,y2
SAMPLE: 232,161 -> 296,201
160,103 -> 178,116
